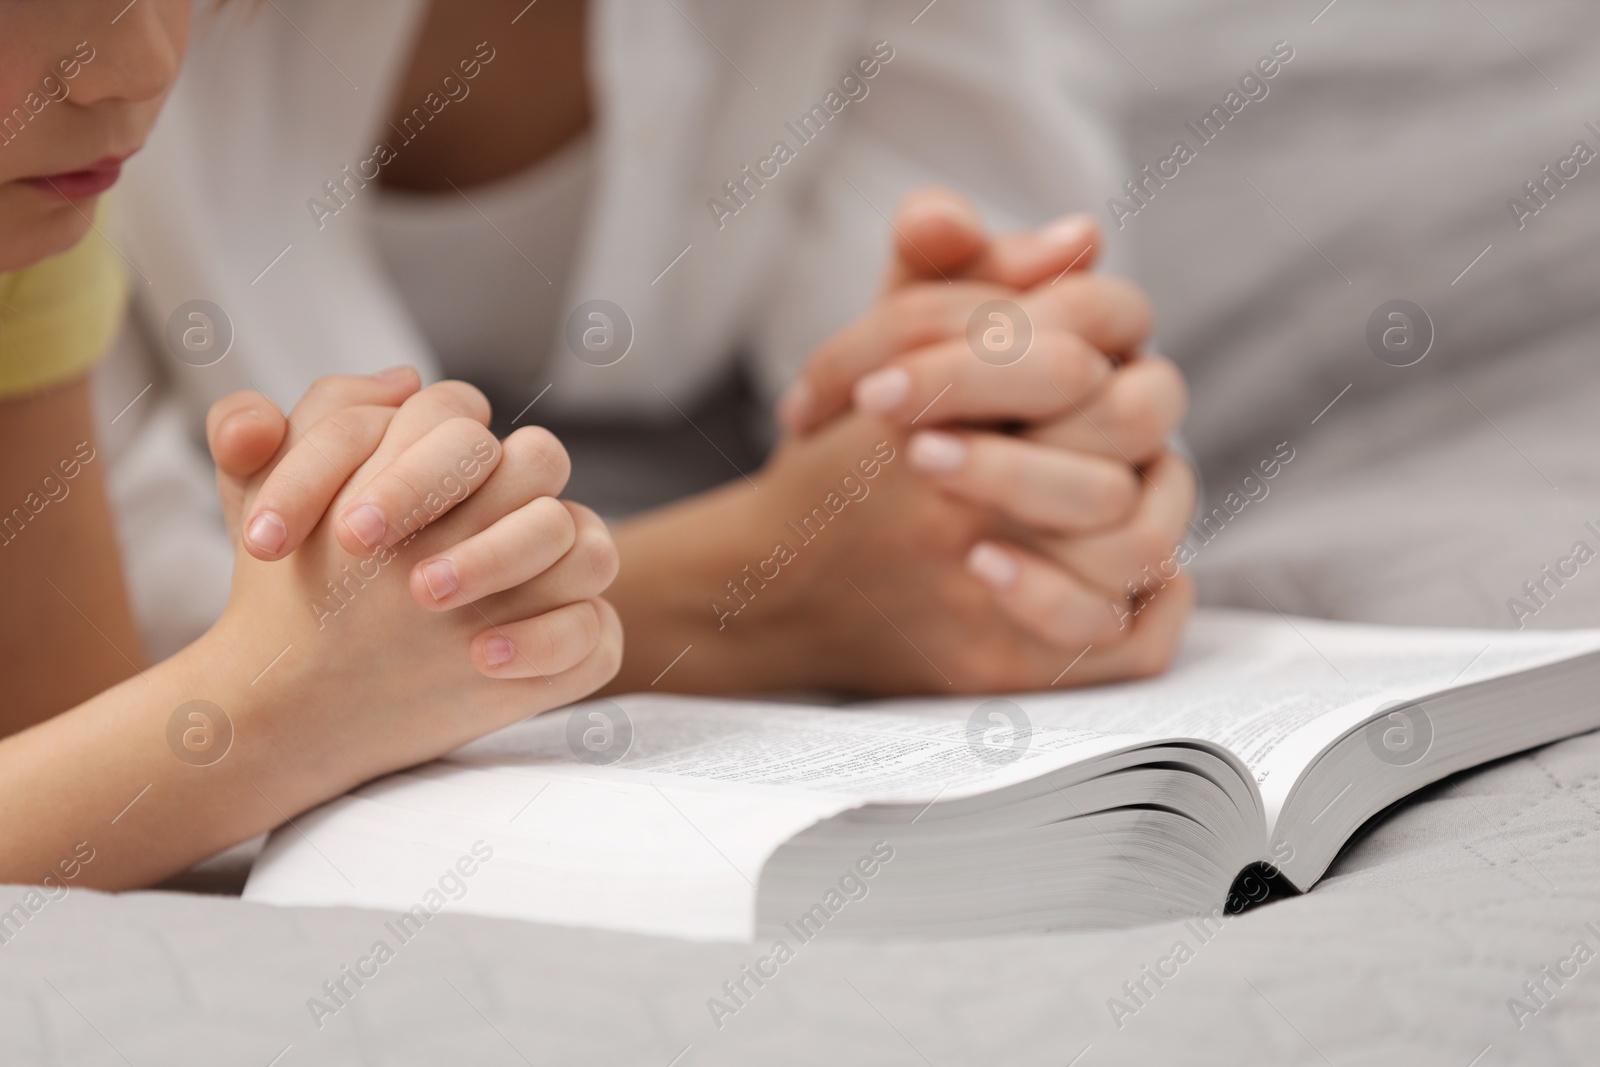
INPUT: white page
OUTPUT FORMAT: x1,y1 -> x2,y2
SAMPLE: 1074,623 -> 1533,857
452,702 -> 1147,800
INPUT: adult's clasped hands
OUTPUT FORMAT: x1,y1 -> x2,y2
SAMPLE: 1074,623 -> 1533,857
608,188 -> 1196,697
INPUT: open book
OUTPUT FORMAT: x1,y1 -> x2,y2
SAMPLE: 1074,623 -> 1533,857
244,610 -> 1600,942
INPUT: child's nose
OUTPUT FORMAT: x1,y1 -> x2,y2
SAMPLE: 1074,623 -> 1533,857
68,4 -> 184,108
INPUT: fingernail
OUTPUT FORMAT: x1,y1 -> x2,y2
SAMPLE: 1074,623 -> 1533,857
421,559 -> 459,601
909,431 -> 967,474
967,542 -> 1019,589
224,407 -> 264,429
907,198 -> 975,230
377,365 -> 413,383
854,367 -> 911,415
342,504 -> 388,548
484,636 -> 516,667
1040,213 -> 1094,250
777,380 -> 812,430
244,511 -> 287,554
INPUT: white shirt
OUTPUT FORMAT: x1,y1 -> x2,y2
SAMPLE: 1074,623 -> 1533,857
104,0 -> 1124,656
368,135 -> 597,413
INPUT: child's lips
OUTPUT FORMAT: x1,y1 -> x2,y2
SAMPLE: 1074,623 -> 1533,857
20,157 -> 127,201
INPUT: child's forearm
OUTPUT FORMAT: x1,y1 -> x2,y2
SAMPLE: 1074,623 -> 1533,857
0,621 -> 324,890
0,378 -> 145,736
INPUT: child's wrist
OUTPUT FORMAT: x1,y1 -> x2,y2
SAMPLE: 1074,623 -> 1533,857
169,616 -> 335,807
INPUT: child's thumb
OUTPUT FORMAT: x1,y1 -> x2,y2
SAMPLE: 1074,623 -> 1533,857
205,392 -> 288,528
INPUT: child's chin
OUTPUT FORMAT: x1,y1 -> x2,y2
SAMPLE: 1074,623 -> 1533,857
0,192 -> 98,272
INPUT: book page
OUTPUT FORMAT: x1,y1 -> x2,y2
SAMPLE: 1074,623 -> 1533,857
452,702 -> 1151,800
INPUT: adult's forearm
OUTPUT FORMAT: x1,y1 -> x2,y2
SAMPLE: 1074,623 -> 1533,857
600,480 -> 815,696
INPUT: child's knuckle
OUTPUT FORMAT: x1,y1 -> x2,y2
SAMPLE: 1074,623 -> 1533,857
504,426 -> 571,485
578,528 -> 621,592
424,380 -> 492,422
